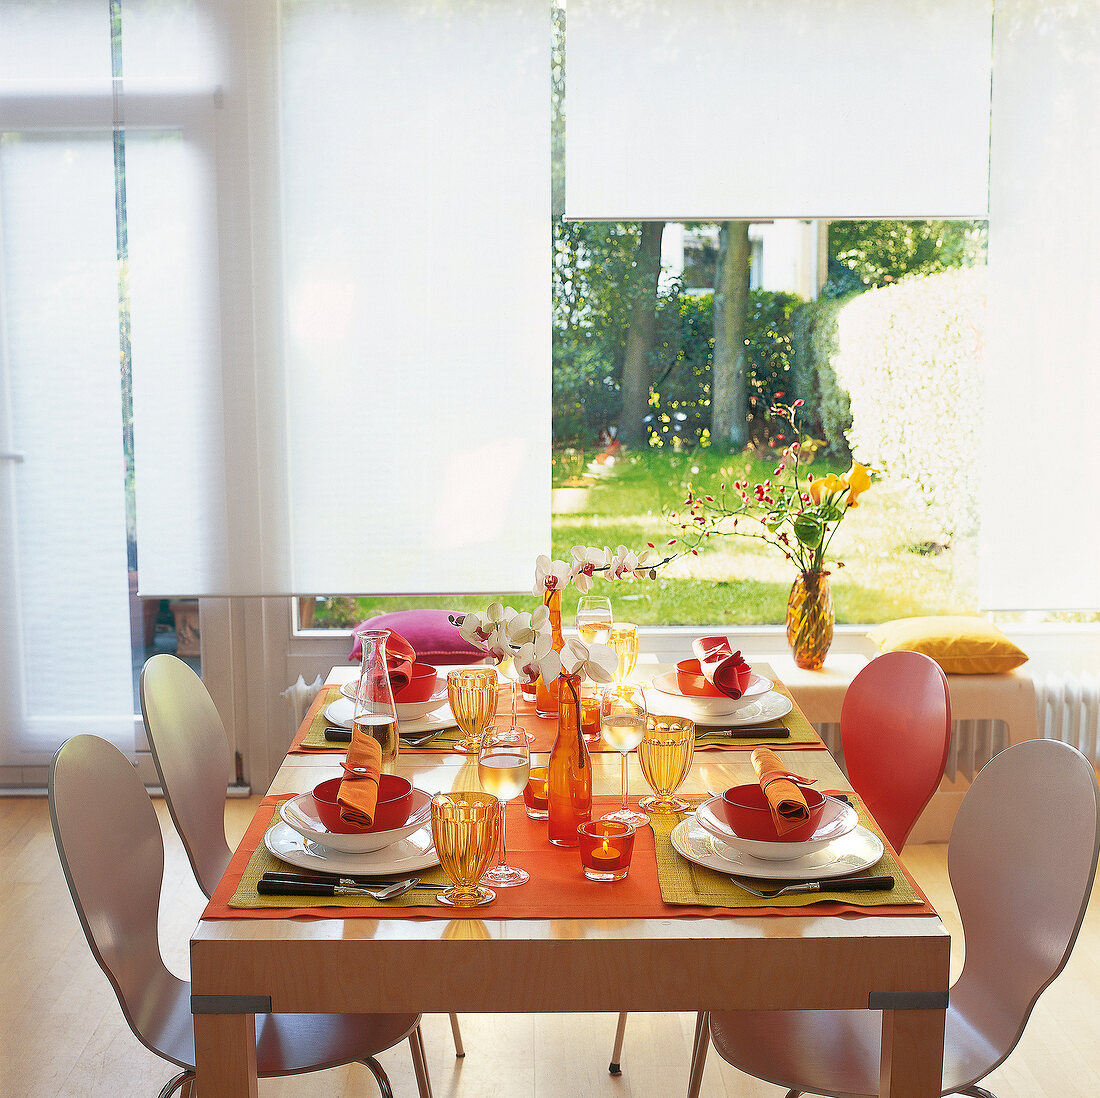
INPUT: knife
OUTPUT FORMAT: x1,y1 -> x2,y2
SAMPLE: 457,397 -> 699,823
261,871 -> 440,890
324,726 -> 352,743
697,726 -> 791,739
734,874 -> 896,898
257,878 -> 422,898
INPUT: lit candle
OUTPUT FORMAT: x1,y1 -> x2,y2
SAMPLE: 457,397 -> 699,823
578,820 -> 636,881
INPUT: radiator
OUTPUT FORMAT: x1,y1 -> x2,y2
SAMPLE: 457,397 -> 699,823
282,674 -> 323,730
818,671 -> 1100,784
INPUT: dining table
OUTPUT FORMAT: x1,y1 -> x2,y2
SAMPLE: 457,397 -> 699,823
190,661 -> 950,1097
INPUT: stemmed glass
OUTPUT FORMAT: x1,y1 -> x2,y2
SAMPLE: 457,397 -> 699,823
575,595 -> 613,646
447,667 -> 498,755
601,684 -> 649,826
638,716 -> 696,813
477,728 -> 531,886
606,623 -> 639,686
495,656 -> 535,745
430,792 -> 501,907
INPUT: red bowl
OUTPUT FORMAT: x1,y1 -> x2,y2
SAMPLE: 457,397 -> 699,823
312,774 -> 414,834
392,662 -> 439,703
718,784 -> 827,842
675,658 -> 728,697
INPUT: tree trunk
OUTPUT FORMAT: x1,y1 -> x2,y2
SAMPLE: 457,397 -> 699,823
618,221 -> 664,445
711,221 -> 751,448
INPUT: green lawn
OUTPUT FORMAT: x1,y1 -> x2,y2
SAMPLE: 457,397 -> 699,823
312,448 -> 978,629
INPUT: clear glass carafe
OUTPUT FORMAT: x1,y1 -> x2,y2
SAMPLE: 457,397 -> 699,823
352,628 -> 400,772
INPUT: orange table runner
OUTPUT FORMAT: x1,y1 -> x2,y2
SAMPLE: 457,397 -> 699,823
203,794 -> 934,921
289,681 -> 826,756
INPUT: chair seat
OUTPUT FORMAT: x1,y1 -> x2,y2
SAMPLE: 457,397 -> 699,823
144,979 -> 421,1077
709,1004 -> 1004,1098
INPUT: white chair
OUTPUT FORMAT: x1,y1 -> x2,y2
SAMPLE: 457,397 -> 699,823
50,734 -> 433,1098
685,738 -> 1100,1098
139,652 -> 466,1057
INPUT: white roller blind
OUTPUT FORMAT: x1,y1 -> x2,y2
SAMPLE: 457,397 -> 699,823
565,0 -> 992,220
978,1 -> 1100,610
279,0 -> 550,595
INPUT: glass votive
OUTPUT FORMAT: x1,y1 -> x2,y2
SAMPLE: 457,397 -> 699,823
577,819 -> 636,882
520,680 -> 537,702
580,694 -> 603,742
523,765 -> 549,819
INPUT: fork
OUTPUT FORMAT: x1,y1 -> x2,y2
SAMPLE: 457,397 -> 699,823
731,873 -> 894,898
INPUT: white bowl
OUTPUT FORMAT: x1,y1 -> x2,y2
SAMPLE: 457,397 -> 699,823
337,681 -> 450,722
278,787 -> 433,854
650,671 -> 772,718
695,795 -> 858,861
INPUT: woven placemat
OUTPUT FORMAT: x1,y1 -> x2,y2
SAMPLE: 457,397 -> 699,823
691,681 -> 824,750
651,795 -> 923,909
295,686 -> 464,751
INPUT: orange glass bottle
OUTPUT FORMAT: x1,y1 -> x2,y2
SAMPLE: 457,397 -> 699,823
534,587 -> 565,718
547,672 -> 592,847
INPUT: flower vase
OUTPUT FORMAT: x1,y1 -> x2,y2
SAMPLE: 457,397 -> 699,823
786,570 -> 834,671
547,672 -> 592,847
534,588 -> 565,718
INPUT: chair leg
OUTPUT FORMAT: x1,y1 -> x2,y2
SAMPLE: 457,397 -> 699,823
361,1055 -> 395,1098
783,1091 -> 804,1098
409,1023 -> 435,1098
957,1088 -> 996,1098
609,1011 -> 629,1074
686,1012 -> 710,1098
157,1070 -> 195,1098
449,1011 -> 465,1057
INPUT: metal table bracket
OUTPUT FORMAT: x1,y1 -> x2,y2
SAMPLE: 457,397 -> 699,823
192,994 -> 273,1015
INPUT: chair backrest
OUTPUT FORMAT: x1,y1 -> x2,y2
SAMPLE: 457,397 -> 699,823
49,735 -> 194,1067
840,650 -> 951,851
946,738 -> 1100,1083
140,653 -> 233,898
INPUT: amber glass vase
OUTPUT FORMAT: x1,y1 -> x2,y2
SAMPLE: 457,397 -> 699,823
534,587 -> 565,718
786,570 -> 834,670
547,672 -> 592,847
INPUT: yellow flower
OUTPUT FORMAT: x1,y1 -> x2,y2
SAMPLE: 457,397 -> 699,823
808,473 -> 844,504
844,462 -> 872,507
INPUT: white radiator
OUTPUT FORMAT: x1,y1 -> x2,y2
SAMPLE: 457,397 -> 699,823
819,671 -> 1100,783
282,674 -> 323,731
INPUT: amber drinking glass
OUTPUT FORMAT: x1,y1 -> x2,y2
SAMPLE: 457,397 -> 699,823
638,716 -> 695,813
430,792 -> 501,907
447,667 -> 498,755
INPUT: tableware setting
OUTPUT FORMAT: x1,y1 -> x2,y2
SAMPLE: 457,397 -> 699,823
327,691 -> 456,728
650,669 -> 774,712
279,786 -> 433,854
695,794 -> 858,861
264,818 -> 440,875
648,682 -> 793,727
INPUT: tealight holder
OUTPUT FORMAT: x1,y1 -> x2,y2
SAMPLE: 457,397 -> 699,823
580,694 -> 603,742
577,819 -> 636,882
523,766 -> 549,819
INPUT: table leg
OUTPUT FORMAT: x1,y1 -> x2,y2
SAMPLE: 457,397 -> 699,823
879,1007 -> 946,1098
193,1012 -> 258,1098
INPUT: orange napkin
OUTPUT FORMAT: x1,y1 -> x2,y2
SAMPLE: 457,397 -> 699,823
751,747 -> 814,836
383,630 -> 416,692
337,733 -> 383,828
692,636 -> 752,699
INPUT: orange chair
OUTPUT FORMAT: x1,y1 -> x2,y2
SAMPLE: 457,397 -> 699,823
841,649 -> 952,851
686,737 -> 1100,1098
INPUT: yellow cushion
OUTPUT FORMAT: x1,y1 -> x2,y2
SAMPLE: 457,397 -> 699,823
866,617 -> 1028,675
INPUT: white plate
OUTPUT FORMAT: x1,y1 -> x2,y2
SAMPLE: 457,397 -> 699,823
695,795 -> 858,861
649,687 -> 793,728
265,819 -> 440,875
340,680 -> 450,721
278,788 -> 433,854
325,695 -> 457,732
652,671 -> 772,715
670,816 -> 883,880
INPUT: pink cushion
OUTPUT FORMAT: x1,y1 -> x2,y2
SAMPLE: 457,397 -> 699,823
348,609 -> 485,665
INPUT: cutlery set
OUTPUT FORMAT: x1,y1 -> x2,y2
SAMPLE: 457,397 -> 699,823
258,870 -> 440,898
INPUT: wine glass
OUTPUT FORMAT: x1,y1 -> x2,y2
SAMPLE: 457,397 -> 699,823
638,716 -> 696,812
447,667 -> 498,754
495,656 -> 535,745
600,684 -> 649,826
606,623 -> 639,686
430,792 -> 501,907
575,595 -> 613,646
477,728 -> 531,886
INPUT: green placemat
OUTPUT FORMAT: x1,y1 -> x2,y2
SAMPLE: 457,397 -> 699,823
229,802 -> 450,909
691,681 -> 824,749
297,687 -> 463,751
651,796 -> 923,909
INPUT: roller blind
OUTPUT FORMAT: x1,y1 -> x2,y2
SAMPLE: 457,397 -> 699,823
978,0 -> 1100,610
565,0 -> 993,220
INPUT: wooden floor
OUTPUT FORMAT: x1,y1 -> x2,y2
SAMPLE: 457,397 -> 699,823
3,793 -> 1099,1098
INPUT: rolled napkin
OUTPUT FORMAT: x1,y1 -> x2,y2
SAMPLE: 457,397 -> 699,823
337,732 -> 383,828
382,630 -> 416,692
751,747 -> 815,837
692,636 -> 752,699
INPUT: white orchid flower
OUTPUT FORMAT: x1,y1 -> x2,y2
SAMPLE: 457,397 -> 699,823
513,633 -> 560,684
608,545 -> 640,580
456,609 -> 493,646
570,545 -> 611,593
559,638 -> 617,684
529,604 -> 550,631
533,554 -> 572,596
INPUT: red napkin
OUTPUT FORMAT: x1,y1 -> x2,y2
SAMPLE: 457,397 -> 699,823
337,732 -> 383,828
751,747 -> 814,836
692,636 -> 752,699
383,630 -> 416,692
